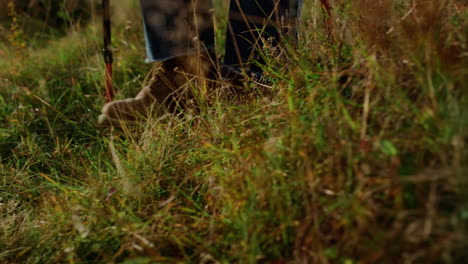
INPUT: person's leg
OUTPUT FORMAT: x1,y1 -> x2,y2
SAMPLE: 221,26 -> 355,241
99,0 -> 215,125
99,0 -> 303,126
224,0 -> 302,74
140,0 -> 215,62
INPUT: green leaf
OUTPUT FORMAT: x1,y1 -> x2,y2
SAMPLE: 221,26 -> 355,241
324,247 -> 338,259
380,140 -> 398,156
461,210 -> 468,220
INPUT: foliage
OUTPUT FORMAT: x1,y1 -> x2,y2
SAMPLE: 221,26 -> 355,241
0,0 -> 467,263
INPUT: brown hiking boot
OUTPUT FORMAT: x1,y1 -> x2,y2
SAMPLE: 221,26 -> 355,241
97,86 -> 155,126
98,52 -> 214,127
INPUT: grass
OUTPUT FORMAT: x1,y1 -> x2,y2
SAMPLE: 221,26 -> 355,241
1,0 -> 467,263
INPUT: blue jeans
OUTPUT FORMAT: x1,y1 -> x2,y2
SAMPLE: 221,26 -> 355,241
140,0 -> 302,72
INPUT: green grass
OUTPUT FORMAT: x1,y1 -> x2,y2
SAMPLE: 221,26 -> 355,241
1,0 -> 467,263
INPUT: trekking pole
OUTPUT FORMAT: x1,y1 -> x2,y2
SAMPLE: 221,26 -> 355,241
102,0 -> 114,102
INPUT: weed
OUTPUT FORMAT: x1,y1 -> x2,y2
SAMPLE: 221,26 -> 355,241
0,0 -> 466,263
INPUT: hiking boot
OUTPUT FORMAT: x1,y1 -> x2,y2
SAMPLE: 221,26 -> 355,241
98,52 -> 214,127
97,86 -> 155,126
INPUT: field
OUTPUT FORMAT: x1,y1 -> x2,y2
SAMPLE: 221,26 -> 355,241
0,0 -> 467,263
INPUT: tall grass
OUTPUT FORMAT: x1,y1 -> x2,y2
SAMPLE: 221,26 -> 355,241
1,0 -> 467,263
